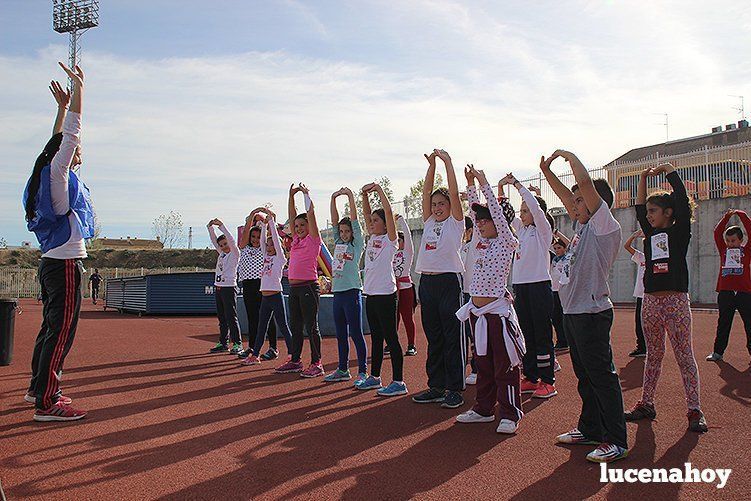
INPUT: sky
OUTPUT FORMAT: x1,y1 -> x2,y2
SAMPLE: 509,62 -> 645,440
1,0 -> 750,249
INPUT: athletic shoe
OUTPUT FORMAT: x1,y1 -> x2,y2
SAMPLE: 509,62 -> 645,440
33,401 -> 87,422
520,378 -> 539,394
705,352 -> 723,362
210,343 -> 228,353
324,369 -> 352,382
412,388 -> 446,404
496,418 -> 519,434
533,382 -> 557,399
229,343 -> 244,355
554,345 -> 569,354
377,381 -> 408,396
441,391 -> 464,409
465,373 -> 477,385
553,360 -> 561,372
624,401 -> 656,421
356,375 -> 382,390
275,360 -> 304,373
629,348 -> 647,358
241,355 -> 261,366
456,410 -> 494,423
237,348 -> 252,359
261,348 -> 279,361
405,346 -> 418,356
300,362 -> 324,378
687,409 -> 708,433
586,443 -> 629,463
556,428 -> 600,445
353,372 -> 369,388
383,346 -> 391,356
25,393 -> 72,405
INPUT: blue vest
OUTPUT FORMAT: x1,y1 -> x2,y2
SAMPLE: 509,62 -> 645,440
23,166 -> 95,253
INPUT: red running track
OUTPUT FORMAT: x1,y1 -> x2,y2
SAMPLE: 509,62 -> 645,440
0,300 -> 750,500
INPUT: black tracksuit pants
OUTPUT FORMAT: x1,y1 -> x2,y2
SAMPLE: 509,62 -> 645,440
28,258 -> 82,410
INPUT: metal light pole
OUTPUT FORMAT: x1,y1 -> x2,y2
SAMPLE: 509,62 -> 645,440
52,0 -> 100,90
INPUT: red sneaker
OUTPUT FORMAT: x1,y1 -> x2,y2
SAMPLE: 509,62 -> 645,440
520,378 -> 539,394
33,401 -> 87,422
240,355 -> 261,366
532,382 -> 558,399
25,393 -> 72,406
275,360 -> 304,374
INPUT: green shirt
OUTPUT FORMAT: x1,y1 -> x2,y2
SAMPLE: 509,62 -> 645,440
331,220 -> 364,292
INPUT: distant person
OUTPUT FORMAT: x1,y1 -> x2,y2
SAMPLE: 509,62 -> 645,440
23,64 -> 92,422
550,231 -> 570,353
460,211 -> 478,385
236,208 -> 278,361
623,230 -> 647,357
625,163 -> 707,434
241,210 -> 293,365
393,214 -> 417,357
89,268 -> 102,305
706,209 -> 751,362
207,218 -> 243,354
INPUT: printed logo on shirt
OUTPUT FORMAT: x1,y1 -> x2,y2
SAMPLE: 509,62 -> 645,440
334,243 -> 353,272
368,237 -> 385,262
424,220 -> 444,251
393,250 -> 406,276
651,232 -> 670,260
262,256 -> 274,276
653,262 -> 669,274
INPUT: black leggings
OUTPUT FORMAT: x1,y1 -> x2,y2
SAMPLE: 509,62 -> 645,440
242,279 -> 276,350
366,292 -> 403,381
289,281 -> 321,364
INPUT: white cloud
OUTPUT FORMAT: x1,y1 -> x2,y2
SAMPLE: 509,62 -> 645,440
1,1 -> 749,247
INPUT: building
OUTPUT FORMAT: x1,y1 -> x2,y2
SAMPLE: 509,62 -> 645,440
95,236 -> 165,250
604,119 -> 751,208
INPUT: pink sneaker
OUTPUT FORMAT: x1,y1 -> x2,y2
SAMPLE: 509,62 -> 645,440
301,362 -> 324,378
241,355 -> 261,366
25,393 -> 72,405
33,401 -> 87,422
275,360 -> 304,374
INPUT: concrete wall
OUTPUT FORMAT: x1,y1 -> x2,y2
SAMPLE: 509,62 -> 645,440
405,195 -> 750,305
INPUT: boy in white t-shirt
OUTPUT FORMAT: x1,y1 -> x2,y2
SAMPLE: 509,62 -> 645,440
624,230 -> 646,357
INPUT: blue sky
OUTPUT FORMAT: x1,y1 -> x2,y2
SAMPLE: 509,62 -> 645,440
1,1 -> 750,249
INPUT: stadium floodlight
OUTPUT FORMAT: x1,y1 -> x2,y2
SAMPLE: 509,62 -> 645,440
52,0 -> 100,89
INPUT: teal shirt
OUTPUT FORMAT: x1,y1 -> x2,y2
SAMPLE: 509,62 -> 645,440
331,220 -> 364,292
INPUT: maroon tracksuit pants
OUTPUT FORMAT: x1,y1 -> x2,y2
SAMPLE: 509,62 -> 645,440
470,313 -> 522,422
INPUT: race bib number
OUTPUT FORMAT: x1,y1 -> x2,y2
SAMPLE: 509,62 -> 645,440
651,233 -> 670,260
424,221 -> 444,251
334,244 -> 352,272
724,248 -> 743,269
653,262 -> 669,274
368,238 -> 385,262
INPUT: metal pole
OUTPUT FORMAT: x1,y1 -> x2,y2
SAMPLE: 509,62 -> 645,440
68,30 -> 79,92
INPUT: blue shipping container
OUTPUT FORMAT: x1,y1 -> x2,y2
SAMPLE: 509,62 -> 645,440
105,272 -> 217,315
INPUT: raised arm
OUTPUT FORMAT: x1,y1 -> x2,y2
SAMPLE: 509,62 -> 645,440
465,165 -> 480,228
345,187 -> 358,222
288,184 -> 299,229
553,229 -> 570,246
49,80 -> 69,135
299,184 -> 320,238
372,184 -> 397,241
207,220 -> 220,253
435,149 -> 463,221
216,219 -> 239,256
267,214 -> 284,257
511,174 -> 553,244
556,150 -> 601,214
738,210 -> 751,251
330,189 -> 341,230
623,229 -> 642,256
361,183 -> 374,236
397,214 -> 414,261
540,154 -> 577,221
661,164 -> 690,230
714,209 -> 734,252
422,152 -> 437,222
239,208 -> 265,248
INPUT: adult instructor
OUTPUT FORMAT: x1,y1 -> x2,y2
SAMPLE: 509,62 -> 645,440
23,63 -> 93,422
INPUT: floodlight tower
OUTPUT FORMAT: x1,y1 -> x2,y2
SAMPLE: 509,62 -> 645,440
52,0 -> 100,89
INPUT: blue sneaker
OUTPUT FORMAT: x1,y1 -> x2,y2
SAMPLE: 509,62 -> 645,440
324,369 -> 352,382
377,381 -> 408,397
353,372 -> 368,388
356,375 -> 382,390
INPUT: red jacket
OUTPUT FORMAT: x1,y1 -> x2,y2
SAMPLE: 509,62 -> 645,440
715,210 -> 751,293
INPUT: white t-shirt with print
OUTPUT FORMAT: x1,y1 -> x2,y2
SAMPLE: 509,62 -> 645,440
364,234 -> 398,296
415,215 -> 464,274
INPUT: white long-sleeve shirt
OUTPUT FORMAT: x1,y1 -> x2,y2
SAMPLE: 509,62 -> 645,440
461,185 -> 482,293
209,223 -> 240,287
511,185 -> 553,284
42,111 -> 87,260
392,217 -> 414,289
260,218 -> 287,293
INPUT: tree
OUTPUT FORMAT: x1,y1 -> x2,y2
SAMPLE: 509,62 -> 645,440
152,211 -> 185,249
0,237 -> 6,249
343,176 -> 395,222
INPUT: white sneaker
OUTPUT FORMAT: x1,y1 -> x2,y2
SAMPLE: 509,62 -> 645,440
705,352 -> 723,362
465,373 -> 477,385
496,418 -> 518,434
455,410 -> 494,424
